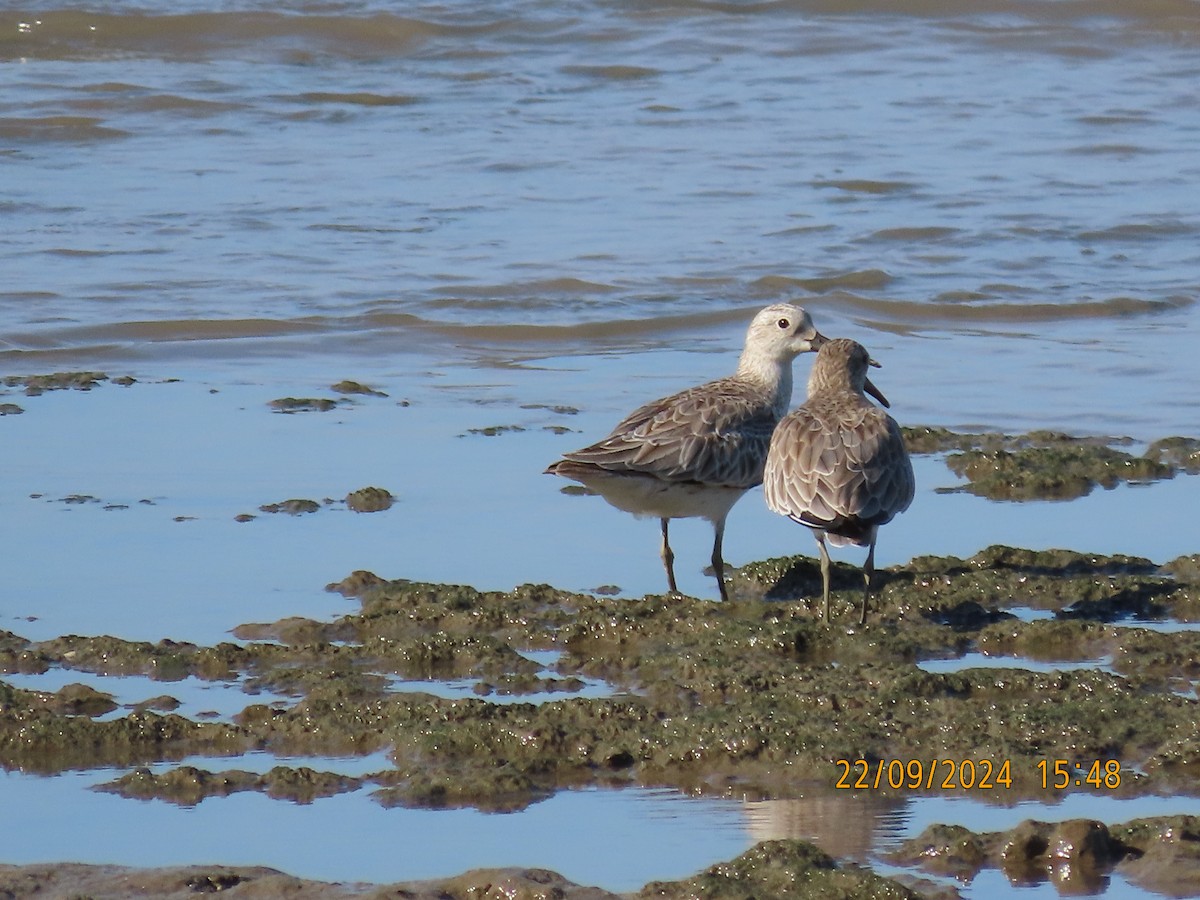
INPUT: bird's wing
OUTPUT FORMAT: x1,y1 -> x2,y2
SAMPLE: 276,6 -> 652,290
559,378 -> 778,488
763,399 -> 914,528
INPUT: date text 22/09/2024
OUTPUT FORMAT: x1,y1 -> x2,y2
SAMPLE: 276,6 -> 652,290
834,758 -> 1122,791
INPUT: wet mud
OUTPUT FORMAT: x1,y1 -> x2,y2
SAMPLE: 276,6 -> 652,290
2,543 -> 1199,894
257,498 -> 324,515
331,380 -> 388,398
892,815 -> 1200,898
269,381 -> 395,413
2,371 -> 130,394
2,376 -> 1199,897
903,428 -> 1191,500
267,397 -> 341,413
0,841 -> 919,899
345,486 -> 395,513
250,488 -> 395,518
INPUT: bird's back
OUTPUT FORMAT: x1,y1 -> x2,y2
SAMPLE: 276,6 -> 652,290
553,375 -> 783,490
763,388 -> 914,541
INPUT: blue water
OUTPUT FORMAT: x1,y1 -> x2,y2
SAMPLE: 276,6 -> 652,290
2,0 -> 1199,895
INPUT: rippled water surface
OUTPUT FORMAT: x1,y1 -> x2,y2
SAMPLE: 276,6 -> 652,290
3,0 -> 1200,895
3,0 -> 1199,437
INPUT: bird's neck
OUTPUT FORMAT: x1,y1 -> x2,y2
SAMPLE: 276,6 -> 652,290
807,366 -> 859,397
736,351 -> 793,413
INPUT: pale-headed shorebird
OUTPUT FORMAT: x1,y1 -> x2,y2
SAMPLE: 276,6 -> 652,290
763,338 -> 914,625
545,304 -> 829,602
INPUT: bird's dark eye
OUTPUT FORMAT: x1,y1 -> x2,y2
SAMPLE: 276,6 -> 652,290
777,318 -> 790,329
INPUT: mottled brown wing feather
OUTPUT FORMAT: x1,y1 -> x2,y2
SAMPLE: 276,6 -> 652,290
559,377 -> 778,489
763,396 -> 914,533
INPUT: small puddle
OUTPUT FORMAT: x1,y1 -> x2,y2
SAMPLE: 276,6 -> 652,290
917,652 -> 1118,677
1008,607 -> 1056,623
1,744 -> 1195,896
0,769 -> 750,892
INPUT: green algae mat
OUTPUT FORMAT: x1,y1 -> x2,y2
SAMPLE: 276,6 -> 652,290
2,543 -> 1200,897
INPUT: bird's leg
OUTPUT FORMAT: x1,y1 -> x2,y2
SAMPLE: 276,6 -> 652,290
815,532 -> 832,623
861,537 -> 877,626
660,518 -> 679,595
711,518 -> 729,602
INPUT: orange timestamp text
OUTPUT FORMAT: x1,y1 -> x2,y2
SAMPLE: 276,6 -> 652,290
834,758 -> 1123,791
835,758 -> 1013,790
1037,758 -> 1121,790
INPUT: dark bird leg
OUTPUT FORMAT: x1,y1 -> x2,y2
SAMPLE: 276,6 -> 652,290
861,532 -> 878,626
814,531 -> 832,623
711,517 -> 729,602
660,518 -> 679,595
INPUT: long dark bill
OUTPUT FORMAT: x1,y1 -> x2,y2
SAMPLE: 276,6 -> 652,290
864,376 -> 890,408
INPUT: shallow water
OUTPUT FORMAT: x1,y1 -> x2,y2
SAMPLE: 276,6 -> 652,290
0,768 -> 751,893
3,380 -> 1198,645
3,0 -> 1200,437
3,0 -> 1200,895
916,652 -> 1118,676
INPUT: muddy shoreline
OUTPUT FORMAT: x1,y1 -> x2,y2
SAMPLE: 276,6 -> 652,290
2,815 -> 1197,899
3,542 -> 1199,897
2,373 -> 1199,897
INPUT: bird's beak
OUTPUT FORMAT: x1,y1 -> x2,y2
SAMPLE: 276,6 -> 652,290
864,376 -> 890,408
868,357 -> 881,368
808,330 -> 830,350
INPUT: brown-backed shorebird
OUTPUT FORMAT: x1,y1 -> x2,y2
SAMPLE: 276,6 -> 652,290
546,304 -> 829,601
763,338 -> 914,624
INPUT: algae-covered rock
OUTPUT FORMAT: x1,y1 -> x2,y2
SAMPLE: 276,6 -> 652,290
1111,815 -> 1200,898
51,682 -> 118,717
1166,554 -> 1200,584
326,569 -> 390,597
4,371 -> 109,394
345,486 -> 394,512
1145,436 -> 1200,473
642,839 -> 921,899
375,762 -> 553,813
437,868 -> 614,899
95,764 -> 364,806
97,765 -> 260,805
891,823 -> 985,879
975,618 -> 1116,662
259,498 -> 322,515
900,426 -> 1000,455
133,695 -> 182,713
268,397 -> 338,413
331,380 -> 387,397
896,428 -> 1193,501
0,699 -> 249,773
945,444 -> 1172,500
465,424 -> 527,436
894,815 -> 1200,898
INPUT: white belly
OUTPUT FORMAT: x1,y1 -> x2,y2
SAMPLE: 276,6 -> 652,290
562,468 -> 748,524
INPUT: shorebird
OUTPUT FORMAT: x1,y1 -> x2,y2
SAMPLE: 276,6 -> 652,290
762,338 -> 914,625
545,303 -> 829,602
